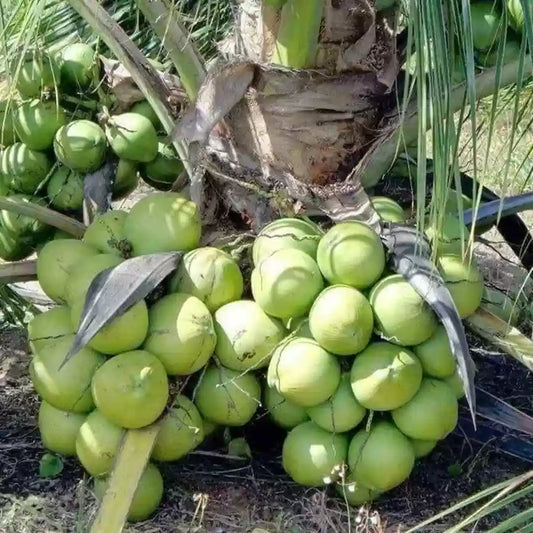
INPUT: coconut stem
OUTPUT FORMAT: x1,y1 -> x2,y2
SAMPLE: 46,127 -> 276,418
272,0 -> 325,69
0,260 -> 37,283
0,197 -> 86,237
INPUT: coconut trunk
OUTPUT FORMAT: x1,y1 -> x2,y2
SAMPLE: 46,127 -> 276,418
183,0 -> 401,228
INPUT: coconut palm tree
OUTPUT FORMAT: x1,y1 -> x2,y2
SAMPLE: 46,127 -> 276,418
1,1 -> 533,529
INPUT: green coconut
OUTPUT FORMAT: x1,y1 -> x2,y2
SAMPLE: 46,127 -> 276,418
30,334 -> 105,413
0,101 -> 17,146
371,196 -> 405,222
38,400 -> 86,456
36,239 -> 98,302
169,247 -> 244,312
252,218 -> 323,266
444,371 -> 466,399
202,418 -> 218,437
317,221 -> 385,290
0,194 -> 51,240
151,395 -> 205,461
94,463 -> 163,523
195,364 -> 261,426
15,51 -> 59,98
267,337 -> 341,408
282,421 -> 348,487
71,298 -> 149,355
47,166 -> 84,210
369,274 -> 437,346
123,193 -> 201,255
251,248 -> 324,319
507,0 -> 529,33
481,286 -> 521,325
348,421 -> 415,492
309,285 -> 373,356
82,210 -> 131,257
60,43 -> 99,91
438,254 -> 484,318
470,2 -> 502,51
1,143 -> 52,194
307,373 -> 367,433
131,100 -> 161,130
143,293 -> 216,375
28,305 -> 74,354
479,38 -> 521,68
0,224 -> 33,261
264,384 -> 309,429
213,300 -> 286,371
350,342 -> 423,410
142,141 -> 184,190
54,120 -> 107,173
105,113 -> 158,163
113,159 -> 139,200
14,100 -> 67,151
425,214 -> 471,255
411,439 -> 437,458
92,350 -> 169,429
76,409 -> 125,477
413,325 -> 456,378
336,476 -> 381,506
392,378 -> 459,440
64,253 -> 122,306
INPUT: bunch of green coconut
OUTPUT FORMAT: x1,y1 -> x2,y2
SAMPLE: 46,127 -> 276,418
26,187 -> 490,522
457,0 -> 528,74
0,43 -> 183,263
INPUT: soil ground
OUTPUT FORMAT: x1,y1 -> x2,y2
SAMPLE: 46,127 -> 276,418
1,238 -> 533,533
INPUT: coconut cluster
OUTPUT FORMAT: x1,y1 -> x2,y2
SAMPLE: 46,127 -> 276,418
0,44 -> 184,263
252,214 -> 482,505
456,1 -> 527,72
28,192 -> 487,519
